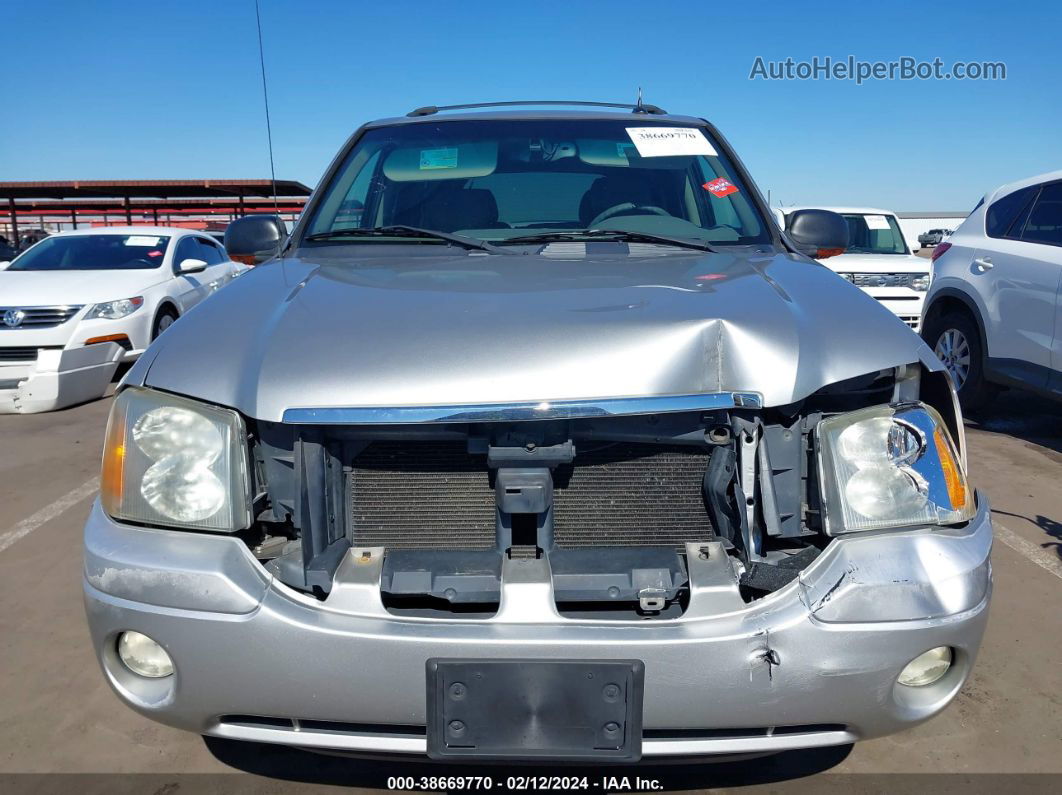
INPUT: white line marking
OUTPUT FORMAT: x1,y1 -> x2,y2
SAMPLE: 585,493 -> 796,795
994,521 -> 1062,581
0,477 -> 99,554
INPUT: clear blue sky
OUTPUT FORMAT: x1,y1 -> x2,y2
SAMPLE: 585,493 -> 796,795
2,0 -> 1058,210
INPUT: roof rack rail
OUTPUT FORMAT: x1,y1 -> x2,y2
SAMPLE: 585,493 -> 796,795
406,100 -> 667,118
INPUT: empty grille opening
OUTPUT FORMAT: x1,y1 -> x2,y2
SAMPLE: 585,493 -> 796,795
552,444 -> 711,548
348,441 -> 712,551
350,442 -> 495,549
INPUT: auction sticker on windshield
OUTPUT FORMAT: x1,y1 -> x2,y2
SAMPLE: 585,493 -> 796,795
125,236 -> 162,246
864,214 -> 891,229
626,127 -> 718,157
703,177 -> 739,197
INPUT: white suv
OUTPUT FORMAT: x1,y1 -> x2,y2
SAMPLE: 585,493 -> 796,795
780,207 -> 930,330
0,227 -> 245,413
921,170 -> 1062,409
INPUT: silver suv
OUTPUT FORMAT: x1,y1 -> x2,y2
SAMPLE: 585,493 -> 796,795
922,170 -> 1062,410
84,102 -> 990,763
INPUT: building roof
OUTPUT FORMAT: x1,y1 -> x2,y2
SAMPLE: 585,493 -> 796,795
781,206 -> 899,216
0,179 -> 312,200
895,212 -> 970,219
48,225 -> 212,237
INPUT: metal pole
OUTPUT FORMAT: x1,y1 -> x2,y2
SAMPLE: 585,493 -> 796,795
152,207 -> 159,224
124,196 -> 132,224
8,198 -> 19,247
238,193 -> 245,217
71,209 -> 77,230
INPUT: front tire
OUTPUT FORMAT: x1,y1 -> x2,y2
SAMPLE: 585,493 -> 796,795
152,307 -> 178,340
923,310 -> 997,412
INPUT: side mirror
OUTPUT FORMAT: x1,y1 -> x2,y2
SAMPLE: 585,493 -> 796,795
785,209 -> 849,259
178,257 -> 208,274
224,214 -> 288,265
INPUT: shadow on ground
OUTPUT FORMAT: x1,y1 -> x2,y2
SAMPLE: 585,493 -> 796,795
965,386 -> 1062,559
965,387 -> 1062,455
992,508 -> 1062,560
204,737 -> 851,789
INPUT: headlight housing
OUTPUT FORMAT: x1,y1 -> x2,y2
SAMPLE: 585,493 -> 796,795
87,296 -> 144,319
909,273 -> 930,292
101,387 -> 251,532
817,402 -> 974,535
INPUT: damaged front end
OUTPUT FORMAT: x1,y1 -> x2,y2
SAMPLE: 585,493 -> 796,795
240,360 -> 970,620
84,357 -> 991,755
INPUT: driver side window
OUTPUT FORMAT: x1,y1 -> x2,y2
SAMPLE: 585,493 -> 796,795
172,237 -> 200,275
195,237 -> 225,265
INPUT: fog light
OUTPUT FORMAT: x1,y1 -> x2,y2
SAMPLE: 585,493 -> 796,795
117,631 -> 173,678
898,646 -> 952,687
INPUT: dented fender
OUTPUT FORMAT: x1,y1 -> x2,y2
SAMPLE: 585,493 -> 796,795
797,494 -> 992,623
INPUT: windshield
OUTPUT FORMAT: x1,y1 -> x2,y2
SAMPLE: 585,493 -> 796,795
304,119 -> 771,247
841,214 -> 907,255
8,234 -> 171,271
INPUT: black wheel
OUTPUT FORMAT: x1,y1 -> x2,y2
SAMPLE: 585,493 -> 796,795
922,310 -> 997,412
152,307 -> 178,340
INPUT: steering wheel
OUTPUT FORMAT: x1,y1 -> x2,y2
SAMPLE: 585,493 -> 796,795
589,203 -> 671,228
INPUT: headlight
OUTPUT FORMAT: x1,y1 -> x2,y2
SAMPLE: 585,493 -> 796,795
816,402 -> 974,535
101,387 -> 251,531
88,296 -> 144,319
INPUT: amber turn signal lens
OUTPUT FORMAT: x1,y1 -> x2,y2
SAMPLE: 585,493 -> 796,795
100,401 -> 127,513
84,333 -> 130,346
933,426 -> 967,511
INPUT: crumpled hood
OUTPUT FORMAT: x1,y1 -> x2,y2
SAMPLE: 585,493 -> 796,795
140,246 -> 927,421
0,268 -> 167,305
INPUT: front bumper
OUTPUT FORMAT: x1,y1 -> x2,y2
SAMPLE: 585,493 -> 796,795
0,343 -> 123,413
83,496 -> 992,759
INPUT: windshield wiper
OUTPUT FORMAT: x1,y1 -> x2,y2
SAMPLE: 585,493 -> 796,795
304,225 -> 505,254
500,229 -> 717,253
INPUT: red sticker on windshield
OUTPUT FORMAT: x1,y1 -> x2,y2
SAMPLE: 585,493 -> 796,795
703,177 -> 738,197
147,250 -> 163,257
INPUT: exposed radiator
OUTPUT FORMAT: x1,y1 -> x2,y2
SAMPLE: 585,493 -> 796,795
349,441 -> 712,550
551,444 -> 712,547
350,442 -> 496,549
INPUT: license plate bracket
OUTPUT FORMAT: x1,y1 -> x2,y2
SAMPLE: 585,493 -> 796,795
426,659 -> 643,761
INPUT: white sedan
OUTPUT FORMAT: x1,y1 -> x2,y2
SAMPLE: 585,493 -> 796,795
0,226 -> 245,413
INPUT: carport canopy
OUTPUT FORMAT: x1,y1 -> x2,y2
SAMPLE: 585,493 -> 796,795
0,179 -> 313,242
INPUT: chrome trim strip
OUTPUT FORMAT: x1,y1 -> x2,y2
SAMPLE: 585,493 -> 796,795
282,392 -> 762,424
0,304 -> 83,311
206,723 -> 855,757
